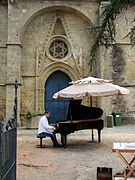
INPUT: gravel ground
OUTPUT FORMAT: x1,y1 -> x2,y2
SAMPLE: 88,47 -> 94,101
17,124 -> 135,180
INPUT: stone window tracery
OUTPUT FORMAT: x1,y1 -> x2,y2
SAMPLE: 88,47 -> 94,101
47,35 -> 71,61
49,40 -> 68,59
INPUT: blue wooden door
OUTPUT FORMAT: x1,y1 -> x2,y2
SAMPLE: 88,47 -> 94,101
45,71 -> 71,124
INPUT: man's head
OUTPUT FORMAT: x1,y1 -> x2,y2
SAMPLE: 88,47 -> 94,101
44,111 -> 51,118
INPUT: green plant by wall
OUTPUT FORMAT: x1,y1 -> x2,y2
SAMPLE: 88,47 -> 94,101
24,111 -> 42,119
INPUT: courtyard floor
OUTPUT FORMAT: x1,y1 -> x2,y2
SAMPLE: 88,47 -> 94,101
17,124 -> 135,180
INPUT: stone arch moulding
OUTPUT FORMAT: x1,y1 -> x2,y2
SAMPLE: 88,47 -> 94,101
20,5 -> 94,41
37,62 -> 80,112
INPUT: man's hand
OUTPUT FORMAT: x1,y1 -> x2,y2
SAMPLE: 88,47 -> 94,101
52,126 -> 56,131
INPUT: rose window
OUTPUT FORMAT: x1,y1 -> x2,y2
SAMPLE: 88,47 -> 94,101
49,40 -> 68,59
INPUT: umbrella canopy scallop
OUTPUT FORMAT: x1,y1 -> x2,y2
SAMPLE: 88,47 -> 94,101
53,76 -> 129,99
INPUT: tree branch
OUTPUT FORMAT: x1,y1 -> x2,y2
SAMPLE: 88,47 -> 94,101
89,0 -> 135,71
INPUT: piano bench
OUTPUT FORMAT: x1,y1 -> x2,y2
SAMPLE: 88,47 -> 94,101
37,134 -> 46,148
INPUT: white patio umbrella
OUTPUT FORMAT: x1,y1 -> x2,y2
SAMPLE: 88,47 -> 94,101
53,76 -> 129,99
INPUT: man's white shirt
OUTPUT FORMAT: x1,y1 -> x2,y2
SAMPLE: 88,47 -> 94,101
38,115 -> 55,134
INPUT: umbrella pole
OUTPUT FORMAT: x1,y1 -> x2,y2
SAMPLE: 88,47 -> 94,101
92,129 -> 94,141
89,96 -> 94,142
90,96 -> 95,142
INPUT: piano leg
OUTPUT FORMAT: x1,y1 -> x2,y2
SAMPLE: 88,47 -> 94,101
92,129 -> 94,142
61,134 -> 67,148
98,129 -> 101,143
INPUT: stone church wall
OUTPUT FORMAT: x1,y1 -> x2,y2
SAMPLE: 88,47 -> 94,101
100,4 -> 135,122
0,2 -> 7,120
0,0 -> 135,125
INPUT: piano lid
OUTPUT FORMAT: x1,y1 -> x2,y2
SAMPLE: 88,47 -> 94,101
66,99 -> 103,120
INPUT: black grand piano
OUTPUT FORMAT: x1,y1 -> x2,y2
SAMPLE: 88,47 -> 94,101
55,99 -> 104,147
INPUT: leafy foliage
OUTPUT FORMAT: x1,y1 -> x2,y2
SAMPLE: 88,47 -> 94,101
89,0 -> 135,71
24,111 -> 41,119
125,18 -> 135,46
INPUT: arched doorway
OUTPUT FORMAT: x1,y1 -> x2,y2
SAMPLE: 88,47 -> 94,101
45,70 -> 71,124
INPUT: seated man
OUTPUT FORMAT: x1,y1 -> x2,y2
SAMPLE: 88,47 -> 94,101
38,111 -> 63,148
